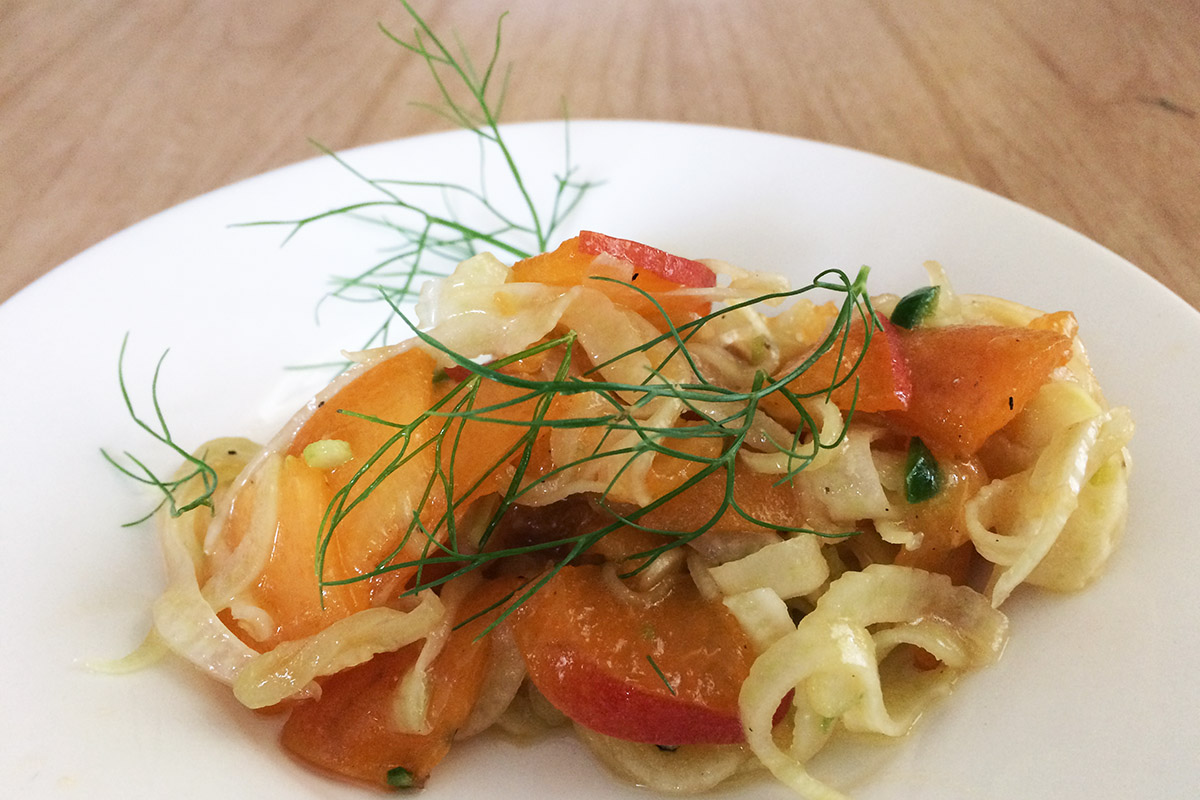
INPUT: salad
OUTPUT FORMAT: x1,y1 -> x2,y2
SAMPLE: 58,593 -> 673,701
139,230 -> 1133,799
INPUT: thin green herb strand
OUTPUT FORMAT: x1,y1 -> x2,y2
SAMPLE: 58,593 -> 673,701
235,2 -> 595,355
647,655 -> 677,696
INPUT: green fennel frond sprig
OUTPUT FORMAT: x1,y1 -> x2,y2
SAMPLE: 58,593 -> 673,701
101,334 -> 219,525
312,266 -> 880,630
238,1 -> 597,351
107,4 -> 596,523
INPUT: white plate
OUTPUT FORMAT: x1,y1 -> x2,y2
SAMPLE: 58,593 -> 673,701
1,121 -> 1197,799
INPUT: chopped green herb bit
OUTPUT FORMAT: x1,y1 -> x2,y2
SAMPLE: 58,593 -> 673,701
386,766 -> 416,789
748,335 -> 769,365
904,437 -> 942,503
891,285 -> 940,329
302,438 -> 353,470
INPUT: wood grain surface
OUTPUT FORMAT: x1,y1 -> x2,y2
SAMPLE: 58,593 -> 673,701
2,0 -> 1197,308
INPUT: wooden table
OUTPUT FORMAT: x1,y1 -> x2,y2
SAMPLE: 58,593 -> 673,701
3,0 -> 1197,309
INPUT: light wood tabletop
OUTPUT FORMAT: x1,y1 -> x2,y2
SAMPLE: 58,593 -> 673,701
3,0 -> 1197,309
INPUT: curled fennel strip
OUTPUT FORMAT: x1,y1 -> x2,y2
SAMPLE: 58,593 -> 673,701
85,629 -> 171,675
391,576 -> 478,734
708,534 -> 828,600
575,725 -> 756,795
153,438 -> 261,684
456,622 -> 527,740
967,398 -> 1134,606
201,452 -> 283,641
740,565 -> 1008,800
233,590 -> 444,709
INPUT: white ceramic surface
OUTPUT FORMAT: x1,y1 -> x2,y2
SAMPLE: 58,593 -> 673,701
2,121 -> 1196,799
